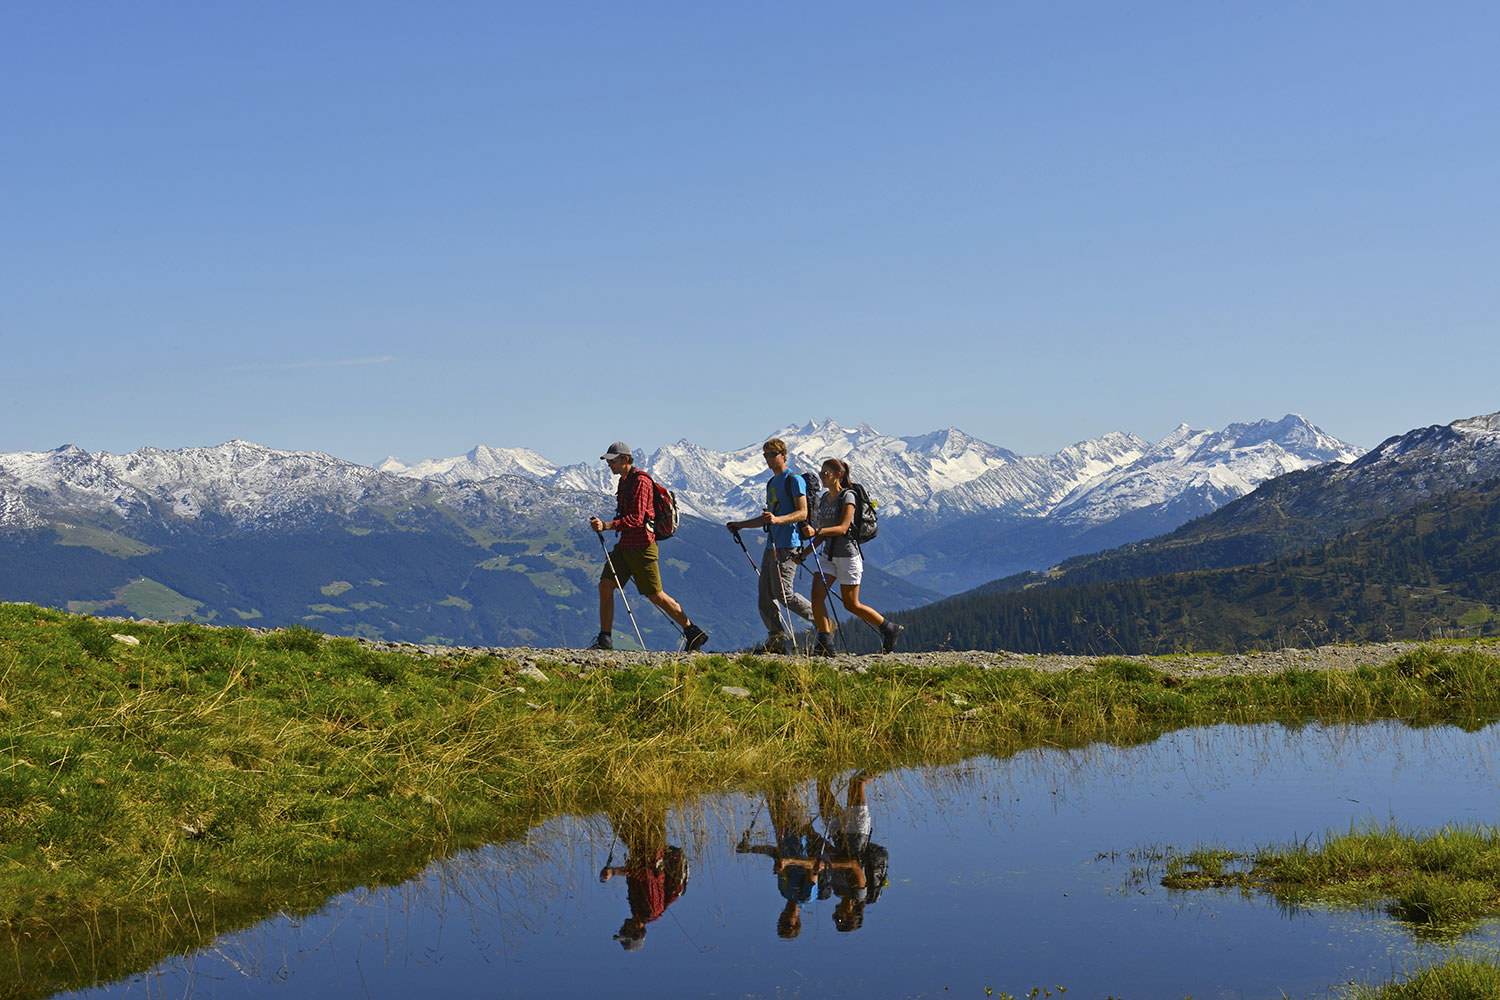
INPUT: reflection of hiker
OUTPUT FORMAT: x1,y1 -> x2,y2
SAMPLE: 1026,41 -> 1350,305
816,771 -> 889,933
588,441 -> 708,652
599,800 -> 690,951
735,784 -> 826,939
805,459 -> 903,656
725,438 -> 814,654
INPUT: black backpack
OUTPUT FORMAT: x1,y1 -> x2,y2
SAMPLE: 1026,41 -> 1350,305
800,471 -> 820,506
800,471 -> 821,537
863,842 -> 889,904
848,481 -> 879,543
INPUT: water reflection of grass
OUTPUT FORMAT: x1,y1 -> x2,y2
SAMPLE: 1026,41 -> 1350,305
1156,823 -> 1500,940
6,604 -> 1500,996
1340,955 -> 1500,998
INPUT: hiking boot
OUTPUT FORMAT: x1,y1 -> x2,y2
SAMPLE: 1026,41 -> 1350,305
879,620 -> 904,654
587,631 -> 614,651
752,633 -> 789,655
683,623 -> 709,653
813,636 -> 835,658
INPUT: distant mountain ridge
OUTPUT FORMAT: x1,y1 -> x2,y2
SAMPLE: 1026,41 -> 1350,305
0,440 -> 587,535
989,408 -> 1500,596
378,414 -> 1360,593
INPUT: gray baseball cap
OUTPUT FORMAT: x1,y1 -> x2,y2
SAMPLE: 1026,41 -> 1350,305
601,442 -> 632,461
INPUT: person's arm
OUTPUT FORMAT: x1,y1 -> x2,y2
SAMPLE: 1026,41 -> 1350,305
611,473 -> 651,531
734,842 -> 780,857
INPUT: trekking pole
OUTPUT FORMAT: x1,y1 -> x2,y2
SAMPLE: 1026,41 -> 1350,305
651,599 -> 687,653
596,531 -> 647,651
651,600 -> 687,650
600,829 -> 617,881
762,522 -> 803,656
732,528 -> 798,654
804,539 -> 850,653
740,798 -> 764,848
730,529 -> 760,573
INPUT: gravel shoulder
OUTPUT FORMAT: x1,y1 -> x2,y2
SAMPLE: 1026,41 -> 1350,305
351,637 -> 1431,678
71,606 -> 1435,678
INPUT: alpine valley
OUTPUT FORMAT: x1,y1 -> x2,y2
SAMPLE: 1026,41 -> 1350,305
0,415 -> 1363,651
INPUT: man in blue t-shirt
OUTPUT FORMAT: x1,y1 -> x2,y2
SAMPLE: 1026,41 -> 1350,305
726,437 -> 815,653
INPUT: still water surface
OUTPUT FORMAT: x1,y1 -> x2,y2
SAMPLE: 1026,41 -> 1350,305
69,720 -> 1500,999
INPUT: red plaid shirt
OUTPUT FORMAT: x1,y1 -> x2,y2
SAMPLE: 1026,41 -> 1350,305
611,470 -> 656,549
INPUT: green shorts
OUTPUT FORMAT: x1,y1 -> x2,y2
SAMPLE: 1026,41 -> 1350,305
601,543 -> 662,596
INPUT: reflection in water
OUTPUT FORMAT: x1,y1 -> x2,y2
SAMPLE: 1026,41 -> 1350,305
72,720 -> 1500,999
599,799 -> 690,950
735,772 -> 890,938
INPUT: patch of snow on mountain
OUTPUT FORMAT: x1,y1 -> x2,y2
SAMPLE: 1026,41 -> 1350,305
0,490 -> 45,530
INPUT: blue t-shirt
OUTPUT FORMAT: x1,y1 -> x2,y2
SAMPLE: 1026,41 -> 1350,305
765,470 -> 806,550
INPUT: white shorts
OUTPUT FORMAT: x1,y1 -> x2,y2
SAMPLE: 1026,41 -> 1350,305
823,552 -> 863,587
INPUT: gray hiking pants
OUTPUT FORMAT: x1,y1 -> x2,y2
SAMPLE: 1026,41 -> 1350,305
759,545 -> 814,635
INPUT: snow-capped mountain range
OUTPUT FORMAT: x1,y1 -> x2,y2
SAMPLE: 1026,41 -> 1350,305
379,414 -> 1361,533
0,441 -> 599,537
1205,410 -> 1500,535
3,413 -> 1358,541
0,414 -> 1362,594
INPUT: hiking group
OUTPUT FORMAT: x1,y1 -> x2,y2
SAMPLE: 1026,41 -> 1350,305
586,437 -> 903,655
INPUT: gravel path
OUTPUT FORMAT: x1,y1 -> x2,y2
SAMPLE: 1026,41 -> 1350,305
350,637 -> 1431,678
73,607 -> 1433,678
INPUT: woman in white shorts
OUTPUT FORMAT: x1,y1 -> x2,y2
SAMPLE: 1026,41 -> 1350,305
806,459 -> 903,656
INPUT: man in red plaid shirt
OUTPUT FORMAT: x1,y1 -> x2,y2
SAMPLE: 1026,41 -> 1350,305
588,442 -> 708,652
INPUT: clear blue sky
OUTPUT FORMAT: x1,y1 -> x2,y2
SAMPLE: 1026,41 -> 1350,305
4,2 -> 1496,467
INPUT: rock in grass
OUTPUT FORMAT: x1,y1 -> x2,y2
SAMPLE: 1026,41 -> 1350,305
721,686 -> 751,698
517,664 -> 549,682
112,634 -> 141,646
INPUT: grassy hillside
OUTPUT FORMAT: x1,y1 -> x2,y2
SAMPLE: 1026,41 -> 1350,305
893,479 -> 1500,654
0,511 -> 938,652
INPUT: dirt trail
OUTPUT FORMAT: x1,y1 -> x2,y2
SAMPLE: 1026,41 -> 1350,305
352,637 -> 1432,677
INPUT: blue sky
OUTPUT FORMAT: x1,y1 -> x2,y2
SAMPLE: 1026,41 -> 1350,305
4,2 -> 1496,467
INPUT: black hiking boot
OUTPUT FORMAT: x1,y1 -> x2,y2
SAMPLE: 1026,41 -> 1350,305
683,623 -> 709,653
879,620 -> 904,654
813,634 -> 835,658
587,631 -> 614,651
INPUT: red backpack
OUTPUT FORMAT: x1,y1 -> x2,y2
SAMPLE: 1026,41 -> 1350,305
634,470 -> 680,540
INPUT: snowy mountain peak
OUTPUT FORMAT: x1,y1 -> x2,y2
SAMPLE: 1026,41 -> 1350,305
1453,411 -> 1500,438
382,444 -> 562,484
